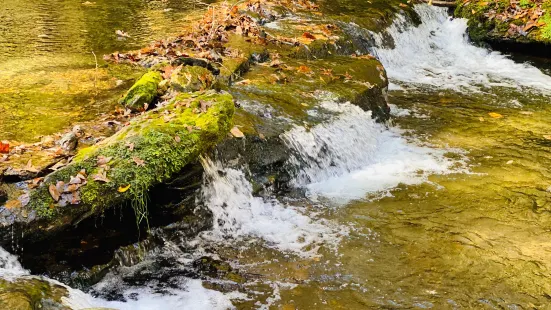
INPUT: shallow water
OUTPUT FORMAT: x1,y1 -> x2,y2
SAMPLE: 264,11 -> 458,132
0,0 -> 212,142
2,3 -> 551,310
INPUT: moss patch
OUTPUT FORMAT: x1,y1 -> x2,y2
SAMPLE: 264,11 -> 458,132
119,71 -> 163,111
25,91 -> 234,227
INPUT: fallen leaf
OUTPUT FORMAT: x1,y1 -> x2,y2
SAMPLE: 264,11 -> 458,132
126,142 -> 135,151
297,65 -> 312,74
488,112 -> 503,119
118,184 -> 131,193
49,184 -> 61,202
302,32 -> 316,40
174,136 -> 181,143
49,160 -> 67,171
0,141 -> 9,154
543,135 -> 551,140
24,159 -> 39,173
230,126 -> 245,138
133,157 -> 146,167
92,171 -> 110,183
4,200 -> 21,210
97,156 -> 113,166
506,160 -> 514,165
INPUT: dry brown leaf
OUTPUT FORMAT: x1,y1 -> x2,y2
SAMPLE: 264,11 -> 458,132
230,126 -> 245,138
133,157 -> 146,167
97,156 -> 113,166
92,171 -> 110,183
49,184 -> 61,202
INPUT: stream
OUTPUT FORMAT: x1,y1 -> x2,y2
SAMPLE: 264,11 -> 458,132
2,3 -> 551,309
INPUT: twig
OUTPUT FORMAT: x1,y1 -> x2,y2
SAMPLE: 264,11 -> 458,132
91,51 -> 99,93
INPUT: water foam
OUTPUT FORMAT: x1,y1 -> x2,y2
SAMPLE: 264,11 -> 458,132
370,4 -> 551,91
282,100 -> 465,203
92,277 -> 240,310
200,158 -> 343,256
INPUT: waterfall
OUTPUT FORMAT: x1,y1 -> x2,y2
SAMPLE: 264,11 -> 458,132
282,100 -> 465,203
370,5 -> 551,91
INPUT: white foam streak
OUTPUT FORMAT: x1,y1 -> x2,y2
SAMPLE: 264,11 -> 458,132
283,101 -> 464,203
371,5 -> 551,91
92,278 -> 240,310
200,158 -> 342,256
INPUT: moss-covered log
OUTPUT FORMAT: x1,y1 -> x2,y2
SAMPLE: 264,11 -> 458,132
2,91 -> 233,241
119,71 -> 163,111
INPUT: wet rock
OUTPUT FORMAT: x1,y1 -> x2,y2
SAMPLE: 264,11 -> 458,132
170,65 -> 215,92
192,256 -> 245,284
59,125 -> 85,152
119,71 -> 163,111
455,0 -> 551,57
0,277 -> 70,310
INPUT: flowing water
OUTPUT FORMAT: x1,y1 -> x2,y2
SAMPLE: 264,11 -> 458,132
2,3 -> 551,309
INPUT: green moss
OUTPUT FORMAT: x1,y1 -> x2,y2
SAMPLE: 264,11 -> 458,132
119,71 -> 162,111
455,0 -> 551,44
0,277 -> 69,310
27,91 -> 234,226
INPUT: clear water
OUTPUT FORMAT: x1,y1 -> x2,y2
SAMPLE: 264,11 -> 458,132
0,0 -> 213,142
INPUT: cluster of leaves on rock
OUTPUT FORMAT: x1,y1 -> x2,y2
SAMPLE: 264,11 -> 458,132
463,0 -> 551,40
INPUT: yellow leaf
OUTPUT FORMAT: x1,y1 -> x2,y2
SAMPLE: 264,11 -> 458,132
118,184 -> 131,193
488,112 -> 503,119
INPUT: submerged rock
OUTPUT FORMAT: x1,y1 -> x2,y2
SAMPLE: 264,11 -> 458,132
119,71 -> 163,111
170,65 -> 214,92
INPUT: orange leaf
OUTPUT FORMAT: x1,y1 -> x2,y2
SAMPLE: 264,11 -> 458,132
302,32 -> 316,40
297,65 -> 312,73
4,200 -> 21,210
0,141 -> 9,154
488,112 -> 503,119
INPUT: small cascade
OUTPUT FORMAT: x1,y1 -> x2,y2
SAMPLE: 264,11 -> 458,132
282,100 -> 465,203
199,157 -> 343,256
370,5 -> 551,91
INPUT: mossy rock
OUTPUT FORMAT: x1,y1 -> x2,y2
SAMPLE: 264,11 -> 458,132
0,277 -> 70,310
171,66 -> 214,92
455,0 -> 551,47
2,91 -> 234,247
119,71 -> 163,111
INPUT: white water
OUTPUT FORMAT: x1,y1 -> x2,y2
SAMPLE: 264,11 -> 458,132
371,5 -> 551,91
199,157 -> 344,256
283,100 -> 465,203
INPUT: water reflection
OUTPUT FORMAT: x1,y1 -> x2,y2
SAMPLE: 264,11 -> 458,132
0,0 -> 214,142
